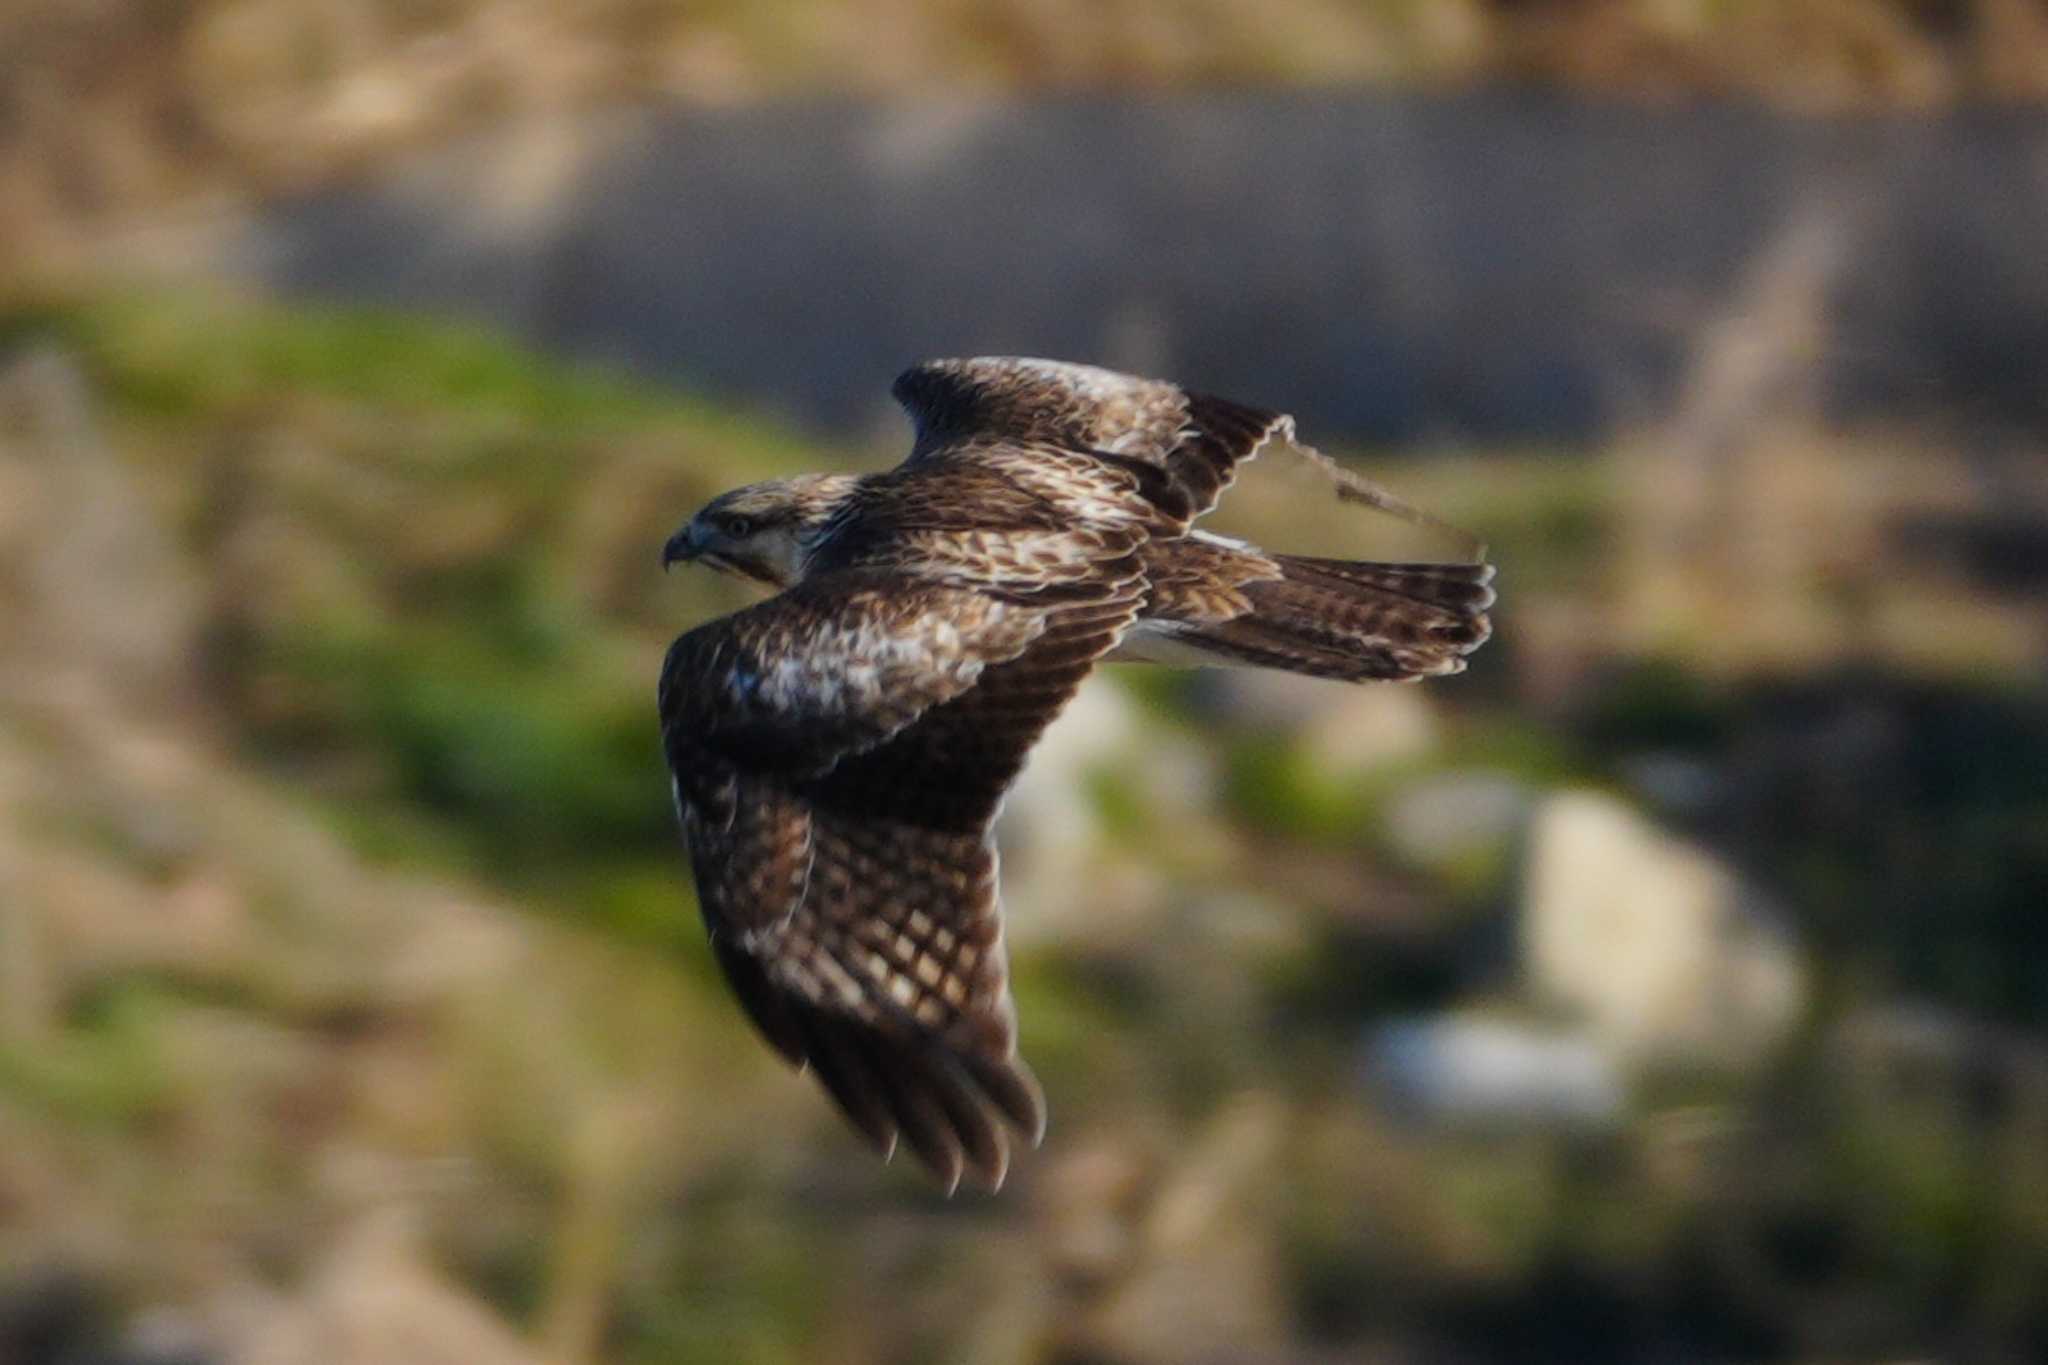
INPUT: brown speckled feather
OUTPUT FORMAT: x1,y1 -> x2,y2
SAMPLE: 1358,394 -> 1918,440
1122,536 -> 1495,680
892,357 -> 1292,533
661,355 -> 1493,1190
661,532 -> 1140,1190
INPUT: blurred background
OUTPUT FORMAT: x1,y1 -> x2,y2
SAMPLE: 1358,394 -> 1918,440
4,3 -> 2047,1362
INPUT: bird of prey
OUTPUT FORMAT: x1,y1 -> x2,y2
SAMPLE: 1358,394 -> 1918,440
659,358 -> 1494,1190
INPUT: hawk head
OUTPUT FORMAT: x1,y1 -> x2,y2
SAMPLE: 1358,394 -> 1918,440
662,474 -> 859,588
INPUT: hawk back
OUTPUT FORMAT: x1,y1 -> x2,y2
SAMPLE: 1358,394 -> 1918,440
892,357 -> 1288,529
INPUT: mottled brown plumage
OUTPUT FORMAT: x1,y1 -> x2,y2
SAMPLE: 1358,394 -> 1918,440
659,357 -> 1494,1189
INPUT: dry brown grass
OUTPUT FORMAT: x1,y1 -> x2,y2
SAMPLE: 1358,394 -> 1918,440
8,1 -> 2048,268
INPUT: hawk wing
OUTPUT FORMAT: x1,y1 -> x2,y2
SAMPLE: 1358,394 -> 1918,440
891,357 -> 1293,532
660,559 -> 1142,1191
890,358 -> 1494,685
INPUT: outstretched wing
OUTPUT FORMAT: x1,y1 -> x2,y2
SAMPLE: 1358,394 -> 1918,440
891,357 -> 1292,533
660,561 -> 1142,1190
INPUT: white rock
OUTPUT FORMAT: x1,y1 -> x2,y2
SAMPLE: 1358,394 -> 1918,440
1301,681 -> 1440,775
999,678 -> 1139,855
1381,771 -> 1533,867
1365,1013 -> 1626,1129
996,680 -> 1143,941
1522,789 -> 1804,1066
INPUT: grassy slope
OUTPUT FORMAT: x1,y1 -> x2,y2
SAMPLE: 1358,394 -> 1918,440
10,291 -> 813,911
10,1 -> 2048,267
3,290 -> 2045,1363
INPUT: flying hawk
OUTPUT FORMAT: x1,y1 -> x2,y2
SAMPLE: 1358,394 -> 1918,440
659,358 -> 1494,1190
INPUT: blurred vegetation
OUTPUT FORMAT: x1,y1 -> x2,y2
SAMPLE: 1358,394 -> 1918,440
12,1 -> 2048,265
3,288 -> 2046,1363
6,291 -> 813,907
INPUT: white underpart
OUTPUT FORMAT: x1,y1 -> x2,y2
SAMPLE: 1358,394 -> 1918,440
751,620 -> 997,715
752,528 -> 806,585
1188,528 -> 1256,551
1066,489 -> 1154,528
1105,618 -> 1232,667
757,655 -> 815,706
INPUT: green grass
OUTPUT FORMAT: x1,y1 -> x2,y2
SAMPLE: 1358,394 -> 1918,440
0,286 -> 834,914
1220,733 -> 1378,845
0,983 -> 175,1124
16,290 -> 674,431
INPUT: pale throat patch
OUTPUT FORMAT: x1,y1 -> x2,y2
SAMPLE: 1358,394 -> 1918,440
752,528 -> 807,586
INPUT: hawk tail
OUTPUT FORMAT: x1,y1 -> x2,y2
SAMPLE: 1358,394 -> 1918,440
1172,555 -> 1494,681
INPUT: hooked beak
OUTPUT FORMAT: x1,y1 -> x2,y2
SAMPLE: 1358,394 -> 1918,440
661,523 -> 701,571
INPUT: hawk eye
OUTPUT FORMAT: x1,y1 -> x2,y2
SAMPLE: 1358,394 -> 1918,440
721,515 -> 754,539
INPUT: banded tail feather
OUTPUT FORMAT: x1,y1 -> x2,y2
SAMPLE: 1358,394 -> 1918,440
1119,543 -> 1495,682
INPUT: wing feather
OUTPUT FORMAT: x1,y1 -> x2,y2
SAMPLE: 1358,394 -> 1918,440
892,357 -> 1291,532
793,1009 -> 901,1160
666,359 -> 1490,1188
661,558 -> 1138,1188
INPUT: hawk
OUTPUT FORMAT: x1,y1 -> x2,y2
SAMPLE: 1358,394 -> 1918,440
659,358 -> 1493,1190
